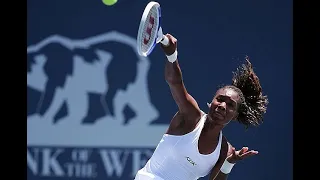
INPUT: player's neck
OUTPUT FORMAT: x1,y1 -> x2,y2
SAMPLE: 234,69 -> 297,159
203,118 -> 223,137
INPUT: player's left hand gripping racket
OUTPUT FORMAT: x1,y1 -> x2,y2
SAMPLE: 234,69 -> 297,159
137,1 -> 169,57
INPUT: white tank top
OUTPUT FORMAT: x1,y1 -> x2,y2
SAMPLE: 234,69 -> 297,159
135,113 -> 223,180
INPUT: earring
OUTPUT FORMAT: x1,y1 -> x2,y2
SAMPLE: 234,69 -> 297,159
207,102 -> 211,108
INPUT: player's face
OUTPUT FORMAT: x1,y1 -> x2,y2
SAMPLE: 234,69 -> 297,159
207,88 -> 240,125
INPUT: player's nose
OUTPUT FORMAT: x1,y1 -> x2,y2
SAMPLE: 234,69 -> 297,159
217,102 -> 226,111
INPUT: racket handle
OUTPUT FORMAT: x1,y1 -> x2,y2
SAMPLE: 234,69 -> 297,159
160,35 -> 169,46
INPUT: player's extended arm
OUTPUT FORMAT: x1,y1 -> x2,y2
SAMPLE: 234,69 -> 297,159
208,137 -> 229,180
161,34 -> 201,120
212,169 -> 230,180
210,141 -> 259,180
213,171 -> 230,180
211,142 -> 236,180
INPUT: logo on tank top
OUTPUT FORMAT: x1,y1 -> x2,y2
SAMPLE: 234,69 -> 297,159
186,156 -> 197,166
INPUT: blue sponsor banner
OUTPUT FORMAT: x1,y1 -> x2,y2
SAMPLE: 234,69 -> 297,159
27,146 -> 154,179
27,0 -> 292,180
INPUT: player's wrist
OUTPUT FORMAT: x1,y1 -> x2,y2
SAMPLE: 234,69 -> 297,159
166,50 -> 178,63
220,159 -> 235,174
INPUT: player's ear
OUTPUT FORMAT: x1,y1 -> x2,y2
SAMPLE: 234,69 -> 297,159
232,112 -> 238,121
207,102 -> 211,108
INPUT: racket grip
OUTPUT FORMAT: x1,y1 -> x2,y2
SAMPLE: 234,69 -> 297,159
160,35 -> 169,46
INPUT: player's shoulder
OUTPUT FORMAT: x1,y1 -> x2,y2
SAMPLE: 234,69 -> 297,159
200,110 -> 207,116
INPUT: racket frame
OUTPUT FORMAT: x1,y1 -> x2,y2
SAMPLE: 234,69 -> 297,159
137,1 -> 166,57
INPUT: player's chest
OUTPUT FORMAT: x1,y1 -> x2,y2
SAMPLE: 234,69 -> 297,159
165,136 -> 218,176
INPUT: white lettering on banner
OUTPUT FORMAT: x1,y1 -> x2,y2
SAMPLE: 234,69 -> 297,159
27,148 -> 65,177
72,149 -> 92,162
42,148 -> 65,176
27,147 -> 154,178
99,150 -> 129,177
64,163 -> 97,178
27,148 -> 40,174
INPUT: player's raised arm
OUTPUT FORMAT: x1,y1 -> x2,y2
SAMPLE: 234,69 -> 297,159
161,34 -> 201,120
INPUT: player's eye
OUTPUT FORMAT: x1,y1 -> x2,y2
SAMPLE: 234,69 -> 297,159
216,97 -> 223,102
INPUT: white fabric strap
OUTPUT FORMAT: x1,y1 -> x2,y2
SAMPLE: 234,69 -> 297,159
220,160 -> 235,174
166,50 -> 178,63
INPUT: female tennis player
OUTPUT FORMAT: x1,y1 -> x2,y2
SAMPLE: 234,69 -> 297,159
135,33 -> 269,180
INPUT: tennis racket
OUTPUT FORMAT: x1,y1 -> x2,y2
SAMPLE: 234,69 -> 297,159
137,1 -> 169,57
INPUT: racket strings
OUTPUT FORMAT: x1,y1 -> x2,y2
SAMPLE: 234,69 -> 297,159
141,6 -> 159,53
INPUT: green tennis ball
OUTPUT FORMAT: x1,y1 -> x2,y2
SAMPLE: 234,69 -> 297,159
102,0 -> 118,6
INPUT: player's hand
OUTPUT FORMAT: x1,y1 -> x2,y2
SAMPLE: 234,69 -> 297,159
160,34 -> 177,56
226,146 -> 258,164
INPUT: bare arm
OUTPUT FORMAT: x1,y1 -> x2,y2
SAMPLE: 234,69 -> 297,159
208,137 -> 229,180
162,34 -> 201,120
165,60 -> 200,115
210,141 -> 259,180
213,171 -> 229,180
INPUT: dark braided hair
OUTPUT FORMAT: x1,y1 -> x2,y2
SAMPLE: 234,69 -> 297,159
223,56 -> 269,128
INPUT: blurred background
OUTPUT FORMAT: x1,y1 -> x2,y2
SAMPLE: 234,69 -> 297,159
27,0 -> 292,179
